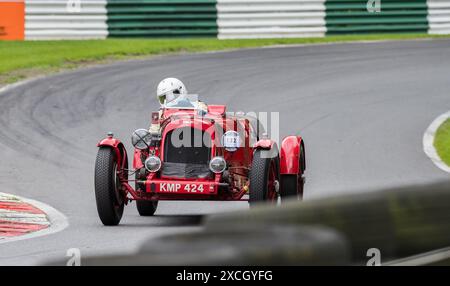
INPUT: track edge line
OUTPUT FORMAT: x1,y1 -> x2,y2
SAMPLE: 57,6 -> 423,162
423,111 -> 450,173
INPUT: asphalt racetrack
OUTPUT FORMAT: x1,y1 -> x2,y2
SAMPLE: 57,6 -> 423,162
0,39 -> 449,265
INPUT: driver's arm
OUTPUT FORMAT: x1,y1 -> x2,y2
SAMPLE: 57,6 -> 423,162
197,101 -> 208,113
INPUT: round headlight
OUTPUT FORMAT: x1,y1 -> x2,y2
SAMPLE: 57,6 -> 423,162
209,156 -> 226,174
145,156 -> 161,172
132,129 -> 152,150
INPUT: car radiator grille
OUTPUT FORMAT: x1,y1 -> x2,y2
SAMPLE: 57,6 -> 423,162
164,127 -> 211,164
162,127 -> 212,179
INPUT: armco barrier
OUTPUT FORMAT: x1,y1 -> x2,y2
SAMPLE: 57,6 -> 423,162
428,0 -> 450,34
2,0 -> 450,41
217,0 -> 326,39
106,0 -> 218,37
25,0 -> 108,40
326,0 -> 429,34
0,0 -> 25,40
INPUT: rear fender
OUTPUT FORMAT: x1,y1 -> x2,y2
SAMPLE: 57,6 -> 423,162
97,137 -> 128,170
280,136 -> 305,175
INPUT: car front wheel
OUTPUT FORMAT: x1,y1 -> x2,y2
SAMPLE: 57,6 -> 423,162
249,149 -> 280,207
94,147 -> 125,226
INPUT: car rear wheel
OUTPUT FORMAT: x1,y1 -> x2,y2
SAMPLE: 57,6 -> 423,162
249,149 -> 280,207
135,173 -> 158,216
136,200 -> 158,216
94,147 -> 125,226
280,144 -> 305,200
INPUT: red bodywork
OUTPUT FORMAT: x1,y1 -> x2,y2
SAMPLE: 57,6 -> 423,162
280,136 -> 305,175
97,105 -> 304,203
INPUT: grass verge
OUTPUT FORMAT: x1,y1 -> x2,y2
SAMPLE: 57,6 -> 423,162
1,34 -> 450,86
434,118 -> 450,167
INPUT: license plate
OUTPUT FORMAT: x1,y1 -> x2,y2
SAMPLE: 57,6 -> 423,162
157,182 -> 207,194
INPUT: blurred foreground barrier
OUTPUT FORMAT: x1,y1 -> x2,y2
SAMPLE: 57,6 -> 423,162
385,246 -> 450,266
48,181 -> 450,266
57,225 -> 350,265
206,181 -> 450,264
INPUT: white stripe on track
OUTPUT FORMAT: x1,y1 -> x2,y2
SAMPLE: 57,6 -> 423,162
0,209 -> 50,225
423,111 -> 450,173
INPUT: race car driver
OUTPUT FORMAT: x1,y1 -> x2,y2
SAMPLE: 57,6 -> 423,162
150,77 -> 207,133
156,77 -> 207,111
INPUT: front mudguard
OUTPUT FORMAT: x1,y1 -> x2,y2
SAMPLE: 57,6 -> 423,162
97,137 -> 128,172
280,136 -> 305,175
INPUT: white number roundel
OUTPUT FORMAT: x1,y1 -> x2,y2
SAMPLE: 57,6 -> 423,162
222,131 -> 241,152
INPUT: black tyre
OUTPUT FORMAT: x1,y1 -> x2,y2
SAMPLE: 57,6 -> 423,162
134,172 -> 158,216
136,200 -> 158,216
280,144 -> 305,200
94,147 -> 125,226
249,149 -> 280,206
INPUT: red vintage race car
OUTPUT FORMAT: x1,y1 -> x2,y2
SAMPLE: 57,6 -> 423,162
94,102 -> 305,226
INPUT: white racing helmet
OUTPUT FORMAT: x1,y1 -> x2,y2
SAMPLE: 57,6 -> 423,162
156,78 -> 187,105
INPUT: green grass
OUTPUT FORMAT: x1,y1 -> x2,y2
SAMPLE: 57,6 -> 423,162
1,34 -> 450,85
434,118 -> 450,166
